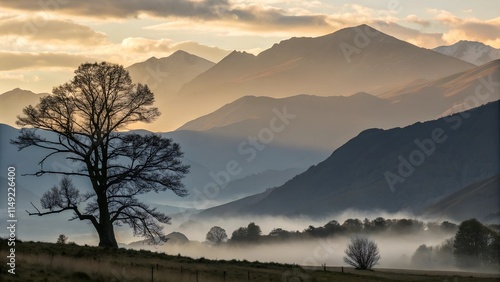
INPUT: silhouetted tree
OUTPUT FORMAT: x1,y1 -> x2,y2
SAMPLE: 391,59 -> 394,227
371,217 -> 388,233
434,238 -> 454,267
343,236 -> 380,270
411,244 -> 433,268
247,222 -> 262,241
411,238 -> 455,269
269,228 -> 290,240
391,219 -> 424,234
231,227 -> 248,242
441,221 -> 458,233
488,234 -> 500,264
342,219 -> 363,233
57,234 -> 68,244
324,220 -> 345,235
14,62 -> 189,248
453,219 -> 494,267
206,226 -> 227,246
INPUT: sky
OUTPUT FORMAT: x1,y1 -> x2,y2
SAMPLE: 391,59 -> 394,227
0,0 -> 499,94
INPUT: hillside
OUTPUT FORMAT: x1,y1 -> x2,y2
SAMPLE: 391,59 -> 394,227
178,93 -> 409,151
421,174 -> 500,222
434,41 -> 500,66
201,101 -> 500,217
2,239 -> 496,282
381,59 -> 500,120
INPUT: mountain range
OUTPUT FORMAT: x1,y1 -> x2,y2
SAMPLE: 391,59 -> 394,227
0,24 -> 499,244
198,101 -> 500,218
2,25 -> 494,133
171,24 -> 475,127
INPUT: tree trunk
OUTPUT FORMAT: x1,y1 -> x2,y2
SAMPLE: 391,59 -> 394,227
97,221 -> 118,248
97,193 -> 118,248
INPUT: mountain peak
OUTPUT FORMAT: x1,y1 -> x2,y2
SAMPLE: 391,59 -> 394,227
169,49 -> 192,58
434,40 -> 500,66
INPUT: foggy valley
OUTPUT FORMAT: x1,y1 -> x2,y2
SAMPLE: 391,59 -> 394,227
0,2 -> 500,281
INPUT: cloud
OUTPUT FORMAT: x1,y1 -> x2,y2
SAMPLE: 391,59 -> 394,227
0,72 -> 26,81
0,0 -> 253,20
0,51 -> 98,71
0,16 -> 108,47
431,10 -> 500,47
372,21 -> 446,48
405,15 -> 431,27
0,0 -> 333,34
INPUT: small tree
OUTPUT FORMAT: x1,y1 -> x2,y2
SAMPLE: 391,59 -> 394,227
343,236 -> 381,270
206,226 -> 227,246
57,234 -> 68,244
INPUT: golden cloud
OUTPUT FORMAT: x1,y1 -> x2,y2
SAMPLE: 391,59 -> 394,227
0,16 -> 108,46
0,51 -> 98,71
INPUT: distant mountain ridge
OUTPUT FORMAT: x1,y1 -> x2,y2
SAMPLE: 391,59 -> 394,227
0,88 -> 49,127
126,50 -> 214,95
434,41 -> 500,66
198,101 -> 500,217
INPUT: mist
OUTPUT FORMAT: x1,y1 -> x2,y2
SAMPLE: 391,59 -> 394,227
121,210 -> 480,272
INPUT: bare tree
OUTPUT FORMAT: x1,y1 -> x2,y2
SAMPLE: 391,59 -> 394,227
13,62 -> 189,248
343,236 -> 381,270
57,234 -> 68,244
205,226 -> 228,246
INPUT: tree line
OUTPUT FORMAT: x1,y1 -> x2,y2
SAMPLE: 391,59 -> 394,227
205,217 -> 459,245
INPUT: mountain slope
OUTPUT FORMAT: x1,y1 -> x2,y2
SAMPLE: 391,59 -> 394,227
177,93 -> 414,151
202,101 -> 500,217
0,88 -> 49,128
420,174 -> 500,222
381,59 -> 500,120
434,41 -> 500,66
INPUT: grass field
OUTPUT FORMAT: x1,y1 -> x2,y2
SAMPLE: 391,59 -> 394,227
1,239 -> 499,281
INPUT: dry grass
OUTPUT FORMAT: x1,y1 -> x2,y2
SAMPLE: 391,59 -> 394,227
1,239 -> 499,282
